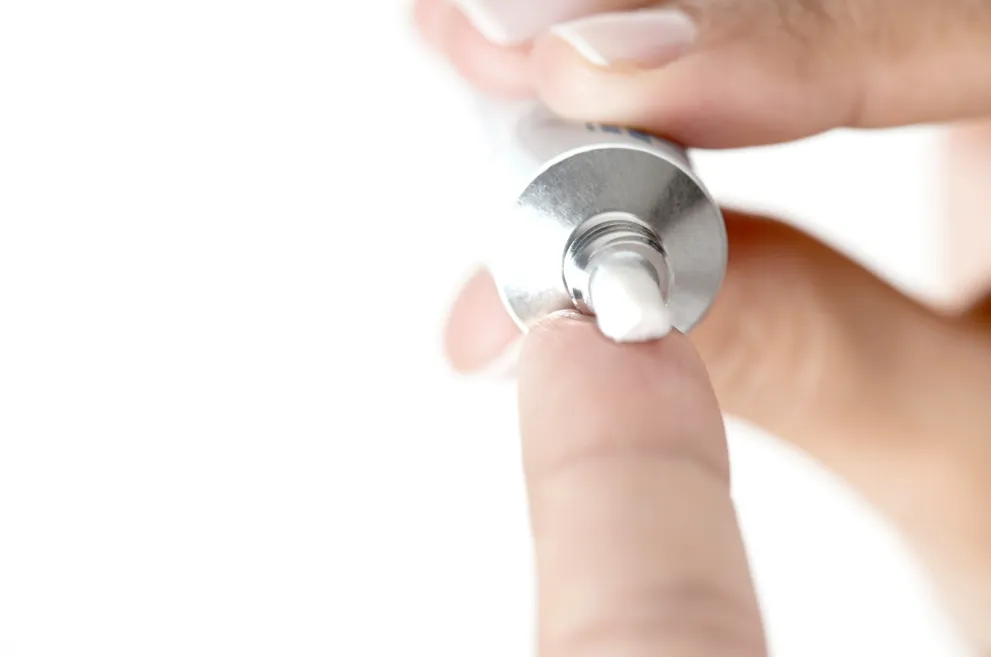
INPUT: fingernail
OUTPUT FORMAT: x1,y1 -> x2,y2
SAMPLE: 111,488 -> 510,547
551,9 -> 697,68
473,337 -> 523,380
453,0 -> 605,46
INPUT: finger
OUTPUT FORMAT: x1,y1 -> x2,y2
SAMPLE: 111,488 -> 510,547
701,219 -> 991,652
945,120 -> 991,309
519,314 -> 765,657
448,0 -> 991,147
444,268 -> 521,373
413,0 -> 534,98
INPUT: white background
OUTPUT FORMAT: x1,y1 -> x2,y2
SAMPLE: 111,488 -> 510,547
0,1 -> 972,655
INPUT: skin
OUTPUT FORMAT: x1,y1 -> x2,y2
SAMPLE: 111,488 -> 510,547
414,0 -> 991,653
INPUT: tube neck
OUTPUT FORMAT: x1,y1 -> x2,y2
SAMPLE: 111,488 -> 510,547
562,212 -> 671,316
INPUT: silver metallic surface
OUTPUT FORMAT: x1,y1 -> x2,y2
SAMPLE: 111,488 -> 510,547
488,104 -> 726,335
562,212 -> 669,315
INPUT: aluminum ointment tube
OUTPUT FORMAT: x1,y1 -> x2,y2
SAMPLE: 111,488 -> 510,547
479,101 -> 727,343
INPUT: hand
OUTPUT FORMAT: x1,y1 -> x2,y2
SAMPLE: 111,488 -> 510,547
414,0 -> 991,650
518,314 -> 766,656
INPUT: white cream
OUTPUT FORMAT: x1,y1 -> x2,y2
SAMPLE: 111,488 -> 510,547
588,257 -> 672,343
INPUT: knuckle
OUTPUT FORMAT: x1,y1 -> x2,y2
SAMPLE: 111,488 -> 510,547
530,430 -> 729,498
680,0 -> 842,40
543,579 -> 766,657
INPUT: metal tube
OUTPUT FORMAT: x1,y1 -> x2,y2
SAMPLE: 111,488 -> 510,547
480,101 -> 727,339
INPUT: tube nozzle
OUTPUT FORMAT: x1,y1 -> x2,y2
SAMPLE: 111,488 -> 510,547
588,252 -> 671,343
562,212 -> 673,343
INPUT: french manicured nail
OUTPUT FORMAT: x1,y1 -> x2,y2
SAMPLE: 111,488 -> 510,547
551,9 -> 697,67
454,0 -> 607,46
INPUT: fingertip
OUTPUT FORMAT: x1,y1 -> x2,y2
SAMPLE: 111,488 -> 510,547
416,0 -> 535,98
529,34 -> 638,121
444,12 -> 535,98
412,0 -> 450,48
519,313 -> 730,480
521,309 -> 705,385
443,269 -> 523,373
529,35 -> 712,143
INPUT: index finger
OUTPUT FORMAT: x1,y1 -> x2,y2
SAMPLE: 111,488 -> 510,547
518,313 -> 766,657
